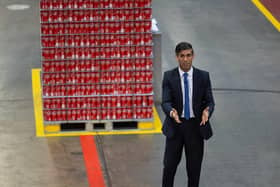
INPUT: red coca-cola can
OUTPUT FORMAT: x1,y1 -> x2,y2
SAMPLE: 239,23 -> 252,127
103,84 -> 109,95
52,24 -> 59,35
43,86 -> 48,97
41,24 -> 48,35
145,46 -> 152,57
145,58 -> 152,69
75,97 -> 80,108
111,96 -> 117,107
127,83 -> 134,94
135,96 -> 141,106
119,96 -> 125,107
43,98 -> 50,109
84,97 -> 90,108
126,96 -> 132,107
48,86 -> 53,96
71,109 -> 77,121
129,46 -> 135,58
144,21 -> 152,32
90,85 -> 96,95
44,110 -> 52,121
127,21 -> 134,33
121,108 -> 127,119
40,0 -> 47,9
89,47 -> 95,58
146,71 -> 153,82
100,108 -> 106,120
42,49 -> 49,60
90,109 -> 95,120
51,110 -> 57,121
85,85 -> 91,95
43,73 -> 50,85
134,8 -> 141,20
56,110 -> 62,121
144,8 -> 152,19
72,85 -> 77,96
109,84 -> 114,94
83,60 -> 89,70
51,61 -> 58,72
57,86 -> 63,96
61,110 -> 67,121
61,85 -> 66,96
66,98 -> 71,108
58,36 -> 65,47
143,108 -> 151,119
104,47 -> 110,58
90,97 -> 95,108
141,96 -> 147,106
147,95 -> 153,106
96,109 -> 101,120
58,23 -> 65,34
109,108 -> 115,120
77,109 -> 83,120
81,85 -> 86,95
135,0 -> 143,7
52,98 -> 58,109
65,37 -> 73,47
42,86 -> 48,97
90,72 -> 95,83
126,108 -> 133,119
144,33 -> 152,44
145,83 -> 153,93
124,0 -> 132,8
116,96 -> 121,107
135,58 -> 140,70
136,108 -> 142,119
41,36 -> 48,48
42,62 -> 50,72
147,107 -> 153,118
130,84 -> 136,94
85,0 -> 92,8
135,71 -> 141,82
116,108 -> 122,119
125,71 -> 132,82
53,10 -> 60,22
145,0 -> 152,7
60,98 -> 66,109
67,109 -> 72,120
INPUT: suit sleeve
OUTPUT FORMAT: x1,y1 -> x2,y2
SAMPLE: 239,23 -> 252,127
204,72 -> 215,118
161,72 -> 173,116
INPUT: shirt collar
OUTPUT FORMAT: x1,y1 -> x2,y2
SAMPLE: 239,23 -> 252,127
178,66 -> 193,78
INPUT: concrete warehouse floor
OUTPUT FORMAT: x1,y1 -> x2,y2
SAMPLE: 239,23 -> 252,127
0,0 -> 280,186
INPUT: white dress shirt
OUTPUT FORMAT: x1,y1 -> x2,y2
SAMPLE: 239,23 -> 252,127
178,67 -> 195,118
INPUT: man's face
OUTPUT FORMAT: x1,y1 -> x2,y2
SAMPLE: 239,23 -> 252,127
176,49 -> 194,72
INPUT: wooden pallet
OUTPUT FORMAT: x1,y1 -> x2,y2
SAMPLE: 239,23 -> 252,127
44,120 -> 155,133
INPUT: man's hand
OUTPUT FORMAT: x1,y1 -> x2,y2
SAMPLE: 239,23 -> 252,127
170,108 -> 182,124
200,107 -> 209,126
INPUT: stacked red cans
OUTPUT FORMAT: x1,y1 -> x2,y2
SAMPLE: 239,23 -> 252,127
41,0 -> 153,122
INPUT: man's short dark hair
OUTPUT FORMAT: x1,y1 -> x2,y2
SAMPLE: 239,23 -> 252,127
175,42 -> 193,55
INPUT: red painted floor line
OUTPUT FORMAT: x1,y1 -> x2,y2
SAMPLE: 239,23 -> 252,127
260,0 -> 280,21
80,135 -> 106,187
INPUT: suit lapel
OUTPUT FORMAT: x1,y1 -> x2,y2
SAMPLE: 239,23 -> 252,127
174,68 -> 183,114
192,67 -> 199,108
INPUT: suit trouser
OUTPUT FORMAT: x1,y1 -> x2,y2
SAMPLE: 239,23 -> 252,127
162,118 -> 204,187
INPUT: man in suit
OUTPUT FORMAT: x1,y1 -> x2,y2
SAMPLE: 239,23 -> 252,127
161,42 -> 215,187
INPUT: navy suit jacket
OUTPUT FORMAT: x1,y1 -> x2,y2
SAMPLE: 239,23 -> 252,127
161,67 -> 215,138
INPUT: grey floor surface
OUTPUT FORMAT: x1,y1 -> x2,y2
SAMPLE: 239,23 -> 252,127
0,0 -> 280,187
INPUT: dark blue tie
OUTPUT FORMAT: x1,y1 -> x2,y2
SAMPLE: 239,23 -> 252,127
183,73 -> 190,119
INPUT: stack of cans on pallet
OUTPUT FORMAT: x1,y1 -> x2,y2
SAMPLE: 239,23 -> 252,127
40,0 -> 153,122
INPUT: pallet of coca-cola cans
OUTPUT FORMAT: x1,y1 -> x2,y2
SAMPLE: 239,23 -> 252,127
40,0 -> 154,123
